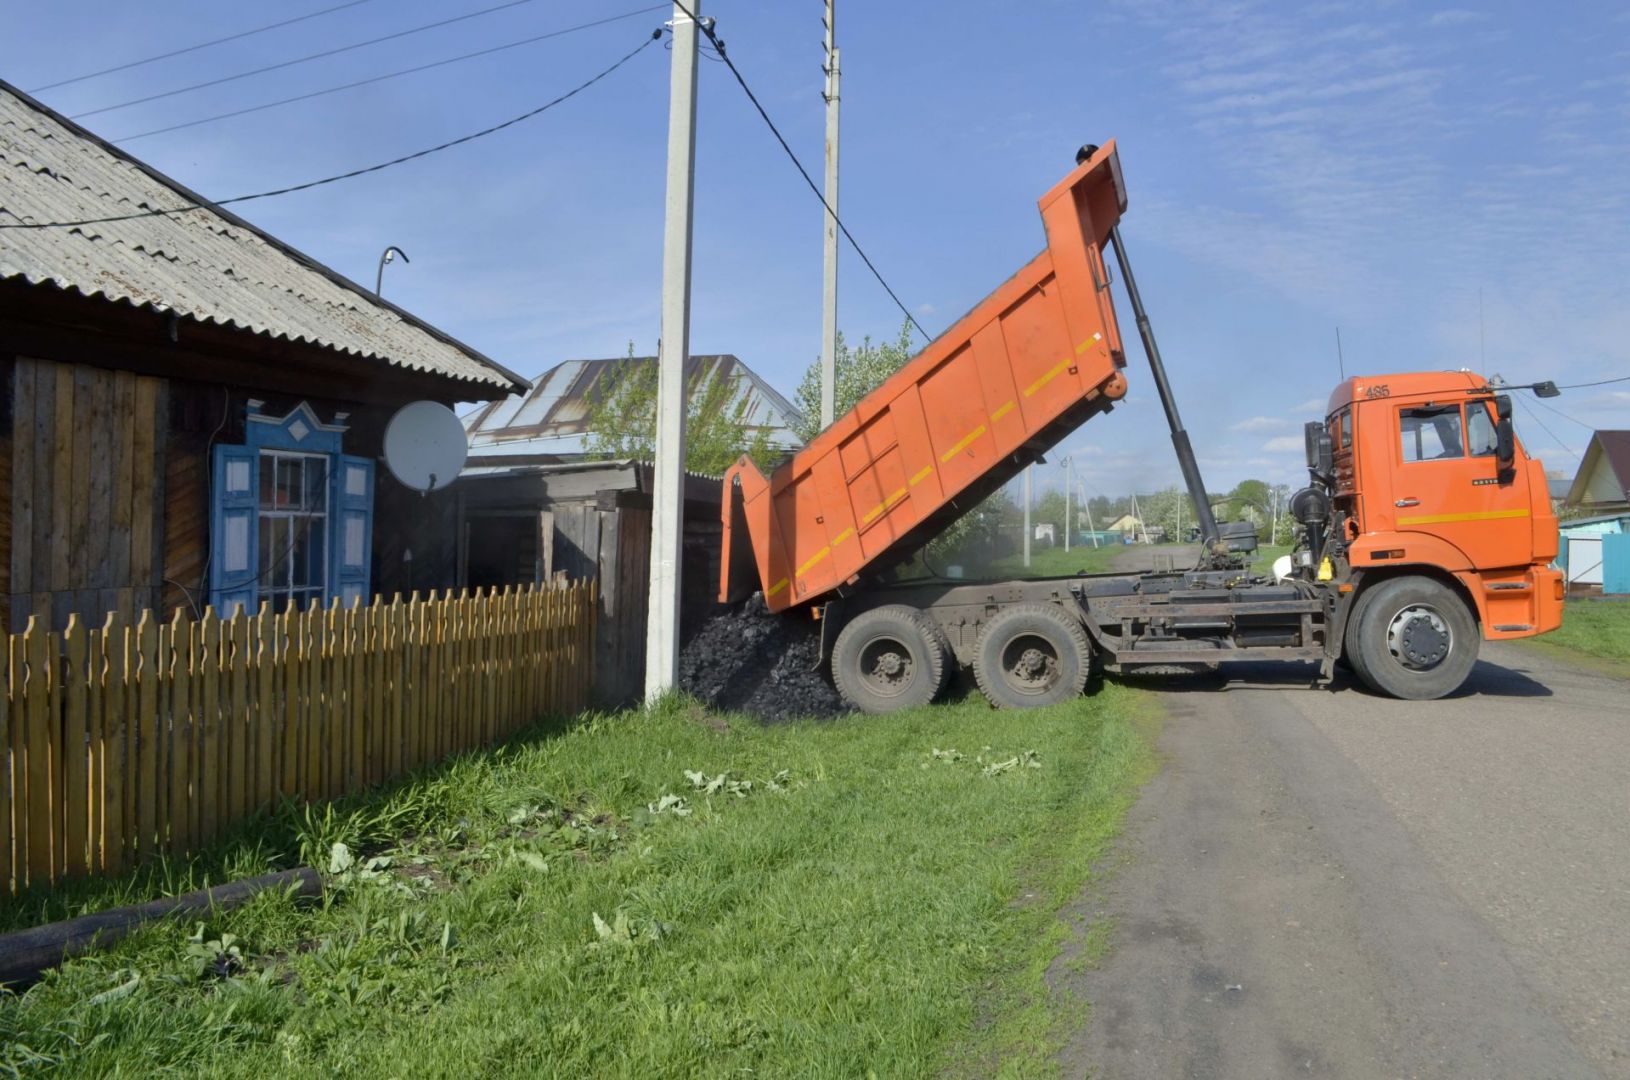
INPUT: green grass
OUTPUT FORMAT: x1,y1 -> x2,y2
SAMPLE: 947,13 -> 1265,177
1,688 -> 1153,1078
1533,597 -> 1630,664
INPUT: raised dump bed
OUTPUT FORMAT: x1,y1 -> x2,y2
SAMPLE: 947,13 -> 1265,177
720,142 -> 1133,612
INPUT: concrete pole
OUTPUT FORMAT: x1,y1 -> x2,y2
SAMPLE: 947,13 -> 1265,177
1023,465 -> 1032,569
1081,482 -> 1099,547
1064,456 -> 1072,553
819,0 -> 840,429
645,0 -> 700,701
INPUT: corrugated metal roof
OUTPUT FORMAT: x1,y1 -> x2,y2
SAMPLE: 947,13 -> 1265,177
0,80 -> 526,396
463,354 -> 804,458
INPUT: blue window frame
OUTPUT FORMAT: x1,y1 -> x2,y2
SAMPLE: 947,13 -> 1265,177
209,401 -> 375,615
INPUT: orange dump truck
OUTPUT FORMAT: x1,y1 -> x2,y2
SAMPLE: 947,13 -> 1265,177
718,141 -> 1564,712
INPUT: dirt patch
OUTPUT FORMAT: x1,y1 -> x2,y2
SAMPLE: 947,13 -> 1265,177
678,596 -> 849,723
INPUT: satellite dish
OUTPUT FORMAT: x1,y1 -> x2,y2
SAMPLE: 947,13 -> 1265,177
383,401 -> 468,493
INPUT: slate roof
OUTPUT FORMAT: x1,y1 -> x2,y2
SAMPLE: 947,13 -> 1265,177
0,79 -> 526,396
463,354 -> 804,460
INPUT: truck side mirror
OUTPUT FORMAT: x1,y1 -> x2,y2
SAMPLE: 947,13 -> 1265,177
1490,394 -> 1517,479
1304,421 -> 1333,480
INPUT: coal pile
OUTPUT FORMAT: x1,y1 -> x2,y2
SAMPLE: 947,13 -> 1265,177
678,596 -> 849,723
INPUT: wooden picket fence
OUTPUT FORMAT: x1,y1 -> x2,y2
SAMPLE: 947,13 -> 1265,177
0,581 -> 595,896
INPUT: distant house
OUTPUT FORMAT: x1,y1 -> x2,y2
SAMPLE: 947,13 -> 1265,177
0,79 -> 527,631
1564,431 -> 1630,514
462,355 -> 803,467
1105,513 -> 1141,534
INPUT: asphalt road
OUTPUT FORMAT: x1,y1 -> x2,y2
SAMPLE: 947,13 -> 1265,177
1053,548 -> 1629,1078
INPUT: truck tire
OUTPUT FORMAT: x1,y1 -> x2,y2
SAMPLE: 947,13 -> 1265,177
972,603 -> 1092,709
1340,587 -> 1381,686
927,622 -> 959,694
831,605 -> 947,714
1350,576 -> 1479,700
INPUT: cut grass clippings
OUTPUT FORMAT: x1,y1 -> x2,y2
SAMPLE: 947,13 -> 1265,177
1,685 -> 1152,1078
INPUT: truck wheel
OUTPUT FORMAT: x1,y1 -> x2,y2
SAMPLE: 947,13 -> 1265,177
831,605 -> 947,714
972,603 -> 1091,709
1351,577 -> 1479,700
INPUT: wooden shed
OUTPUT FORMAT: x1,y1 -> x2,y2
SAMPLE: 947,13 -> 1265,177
457,461 -> 723,706
0,79 -> 528,632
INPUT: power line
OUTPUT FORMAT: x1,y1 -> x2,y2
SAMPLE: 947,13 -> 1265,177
27,0 -> 383,93
666,0 -> 929,342
1526,394 -> 1596,433
111,6 -> 666,143
1512,396 -> 1579,460
1553,374 -> 1630,390
74,0 -> 545,120
2,35 -> 660,232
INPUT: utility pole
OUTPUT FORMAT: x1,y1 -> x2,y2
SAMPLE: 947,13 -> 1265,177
818,0 -> 841,429
645,0 -> 701,701
1080,481 -> 1099,547
1064,456 -> 1072,553
1022,465 -> 1032,569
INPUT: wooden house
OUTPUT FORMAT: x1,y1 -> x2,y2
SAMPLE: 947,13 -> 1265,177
0,79 -> 528,632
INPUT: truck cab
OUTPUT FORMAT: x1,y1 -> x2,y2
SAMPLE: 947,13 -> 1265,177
1297,371 -> 1564,696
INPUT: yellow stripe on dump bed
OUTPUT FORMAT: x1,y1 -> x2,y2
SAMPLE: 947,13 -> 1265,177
940,424 -> 987,463
797,546 -> 831,576
1024,357 -> 1072,397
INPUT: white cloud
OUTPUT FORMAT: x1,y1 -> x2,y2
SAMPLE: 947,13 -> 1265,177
1262,436 -> 1306,453
1230,415 -> 1292,432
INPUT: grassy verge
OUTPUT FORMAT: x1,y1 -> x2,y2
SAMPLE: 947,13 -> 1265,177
1,687 -> 1152,1078
1526,597 -> 1630,671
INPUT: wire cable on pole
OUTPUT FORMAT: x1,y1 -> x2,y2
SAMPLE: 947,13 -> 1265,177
1526,394 -> 1597,433
110,6 -> 666,143
1553,374 -> 1630,390
2,35 -> 660,232
73,0 -> 547,120
1512,396 -> 1580,460
28,0 -> 383,93
666,0 -> 930,342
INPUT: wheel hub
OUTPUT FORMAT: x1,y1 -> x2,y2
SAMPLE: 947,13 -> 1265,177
1002,634 -> 1060,693
859,637 -> 915,697
1386,605 -> 1450,670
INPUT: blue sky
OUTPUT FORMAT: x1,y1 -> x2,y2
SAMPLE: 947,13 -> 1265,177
7,1 -> 1628,496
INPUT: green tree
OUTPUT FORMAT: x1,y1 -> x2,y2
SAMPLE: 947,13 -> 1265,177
584,344 -> 776,476
790,320 -> 916,444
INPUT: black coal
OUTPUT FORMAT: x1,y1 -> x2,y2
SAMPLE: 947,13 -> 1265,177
678,596 -> 849,723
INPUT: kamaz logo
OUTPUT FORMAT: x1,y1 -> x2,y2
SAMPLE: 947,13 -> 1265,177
1471,478 -> 1498,486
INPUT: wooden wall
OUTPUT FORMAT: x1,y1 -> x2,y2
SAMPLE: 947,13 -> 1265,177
7,358 -> 167,632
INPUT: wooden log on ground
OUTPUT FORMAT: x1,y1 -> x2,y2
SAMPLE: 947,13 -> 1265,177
0,867 -> 321,987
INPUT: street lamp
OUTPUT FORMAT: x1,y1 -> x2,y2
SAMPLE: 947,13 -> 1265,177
375,245 -> 410,296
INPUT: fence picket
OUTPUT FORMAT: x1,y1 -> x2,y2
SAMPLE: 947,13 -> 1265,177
62,617 -> 88,877
256,605 -> 275,813
168,610 -> 193,856
197,610 -> 219,848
